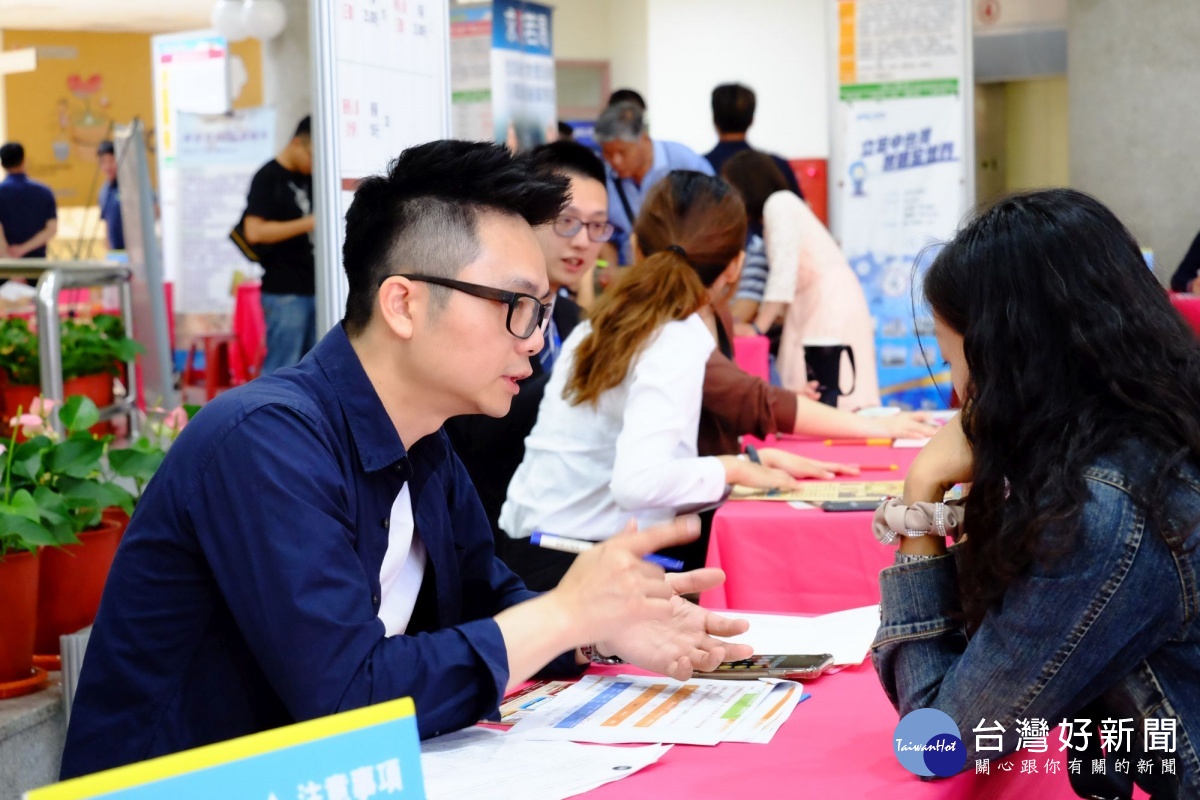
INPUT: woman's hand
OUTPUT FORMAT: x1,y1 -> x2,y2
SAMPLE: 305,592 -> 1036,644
716,455 -> 799,491
869,412 -> 942,440
757,447 -> 859,480
904,413 -> 973,504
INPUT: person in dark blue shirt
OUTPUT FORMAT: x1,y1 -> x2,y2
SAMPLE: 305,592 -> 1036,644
95,140 -> 124,251
0,142 -> 58,258
61,140 -> 751,779
703,84 -> 803,200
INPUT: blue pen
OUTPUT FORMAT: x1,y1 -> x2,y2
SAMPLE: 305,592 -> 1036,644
530,531 -> 685,571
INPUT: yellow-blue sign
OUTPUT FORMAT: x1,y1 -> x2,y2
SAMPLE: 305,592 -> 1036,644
26,698 -> 423,800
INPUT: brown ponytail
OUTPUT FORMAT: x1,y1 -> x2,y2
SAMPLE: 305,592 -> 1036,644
565,169 -> 747,406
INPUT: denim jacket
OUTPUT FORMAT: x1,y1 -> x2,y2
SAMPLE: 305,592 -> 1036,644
872,441 -> 1200,799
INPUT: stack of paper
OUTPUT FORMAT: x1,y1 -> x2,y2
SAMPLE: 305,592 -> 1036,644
718,605 -> 881,666
507,673 -> 805,746
421,727 -> 669,800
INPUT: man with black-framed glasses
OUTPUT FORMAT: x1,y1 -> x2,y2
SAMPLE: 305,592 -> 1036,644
446,141 -> 612,558
62,139 -> 751,779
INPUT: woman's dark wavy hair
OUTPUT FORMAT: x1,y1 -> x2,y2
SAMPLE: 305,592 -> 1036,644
924,188 -> 1200,630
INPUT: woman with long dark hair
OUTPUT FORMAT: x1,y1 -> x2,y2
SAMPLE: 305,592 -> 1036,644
871,188 -> 1200,798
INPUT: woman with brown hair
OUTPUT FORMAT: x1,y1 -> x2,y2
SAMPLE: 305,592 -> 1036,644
499,170 -> 820,590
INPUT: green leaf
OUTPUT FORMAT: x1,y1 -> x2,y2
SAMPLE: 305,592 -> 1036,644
32,485 -> 71,526
10,449 -> 43,482
46,436 -> 105,478
0,488 -> 42,523
59,395 -> 101,434
62,478 -> 132,515
183,404 -> 202,420
108,447 -> 165,481
0,511 -> 61,547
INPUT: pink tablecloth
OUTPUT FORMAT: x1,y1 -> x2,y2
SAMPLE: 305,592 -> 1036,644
732,334 -> 770,382
580,661 -> 1086,799
700,438 -> 921,612
1169,292 -> 1200,335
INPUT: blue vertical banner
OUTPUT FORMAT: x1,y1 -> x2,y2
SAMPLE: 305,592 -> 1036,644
830,0 -> 973,409
491,0 -> 556,151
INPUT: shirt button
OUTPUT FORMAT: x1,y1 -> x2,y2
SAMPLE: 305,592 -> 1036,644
372,594 -> 380,606
382,518 -> 389,528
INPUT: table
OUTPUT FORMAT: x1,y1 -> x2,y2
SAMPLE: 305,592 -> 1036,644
700,438 -> 921,612
579,661 -> 1088,799
1169,292 -> 1200,336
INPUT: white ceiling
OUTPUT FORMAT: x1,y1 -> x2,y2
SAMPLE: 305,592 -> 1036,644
0,0 -> 214,33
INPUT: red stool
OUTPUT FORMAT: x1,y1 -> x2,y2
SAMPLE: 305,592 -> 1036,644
182,333 -> 243,401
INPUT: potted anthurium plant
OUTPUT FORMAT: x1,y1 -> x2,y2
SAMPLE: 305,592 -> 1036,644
0,397 -> 107,686
3,396 -> 135,657
0,314 -> 145,433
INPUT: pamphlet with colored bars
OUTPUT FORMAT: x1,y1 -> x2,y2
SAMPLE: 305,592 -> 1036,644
505,674 -> 807,745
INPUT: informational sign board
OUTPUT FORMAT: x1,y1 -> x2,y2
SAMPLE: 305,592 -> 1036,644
450,4 -> 493,141
311,0 -> 451,336
24,697 -> 424,800
175,108 -> 276,314
829,0 -> 973,409
151,31 -> 232,286
490,0 -> 556,151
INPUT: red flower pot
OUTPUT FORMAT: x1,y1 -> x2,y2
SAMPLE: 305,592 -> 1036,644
0,550 -> 40,683
34,513 -> 123,655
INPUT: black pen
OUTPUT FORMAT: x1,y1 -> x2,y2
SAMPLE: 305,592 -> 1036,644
743,444 -> 779,496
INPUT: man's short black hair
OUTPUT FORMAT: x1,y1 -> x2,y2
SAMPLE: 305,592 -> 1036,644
342,140 -> 569,336
712,84 -> 756,134
525,140 -> 606,186
294,115 -> 312,139
607,88 -> 646,110
556,121 -> 575,140
0,142 -> 25,170
96,140 -> 115,157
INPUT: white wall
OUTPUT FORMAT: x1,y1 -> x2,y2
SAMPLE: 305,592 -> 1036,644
551,0 -> 614,61
645,0 -> 829,158
551,0 -> 648,100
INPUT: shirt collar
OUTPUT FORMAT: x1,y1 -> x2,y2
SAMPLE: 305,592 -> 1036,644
310,323 -> 412,474
3,173 -> 28,183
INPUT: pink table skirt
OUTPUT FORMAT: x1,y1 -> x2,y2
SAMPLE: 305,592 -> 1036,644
700,438 -> 921,612
732,334 -> 771,382
579,661 -> 1087,799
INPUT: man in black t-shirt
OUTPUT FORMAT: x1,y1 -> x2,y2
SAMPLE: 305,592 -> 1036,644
244,116 -> 316,374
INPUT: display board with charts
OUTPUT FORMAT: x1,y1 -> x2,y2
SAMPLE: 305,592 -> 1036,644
311,0 -> 451,334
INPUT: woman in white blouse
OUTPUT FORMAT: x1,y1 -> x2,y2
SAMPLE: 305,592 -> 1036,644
500,171 -> 817,590
722,150 -> 881,409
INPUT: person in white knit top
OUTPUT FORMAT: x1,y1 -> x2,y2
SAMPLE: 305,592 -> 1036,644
723,151 -> 881,410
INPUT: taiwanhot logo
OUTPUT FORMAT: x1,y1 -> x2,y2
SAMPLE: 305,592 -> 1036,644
893,708 -> 967,777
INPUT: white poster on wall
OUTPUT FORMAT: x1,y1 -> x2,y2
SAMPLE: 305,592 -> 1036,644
151,31 -> 232,286
450,4 -> 494,141
311,0 -> 451,334
175,108 -> 275,314
830,0 -> 972,409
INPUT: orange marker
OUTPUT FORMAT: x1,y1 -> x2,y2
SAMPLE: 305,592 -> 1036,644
856,464 -> 900,471
823,438 -> 892,446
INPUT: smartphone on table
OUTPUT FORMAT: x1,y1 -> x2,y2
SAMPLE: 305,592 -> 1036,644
695,654 -> 834,680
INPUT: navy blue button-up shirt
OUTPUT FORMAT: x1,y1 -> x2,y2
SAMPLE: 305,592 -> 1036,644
0,173 -> 57,258
61,324 -> 578,779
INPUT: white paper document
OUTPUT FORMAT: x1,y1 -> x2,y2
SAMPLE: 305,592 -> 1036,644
421,727 -> 669,800
722,679 -> 806,744
719,605 -> 881,665
507,674 -> 788,745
